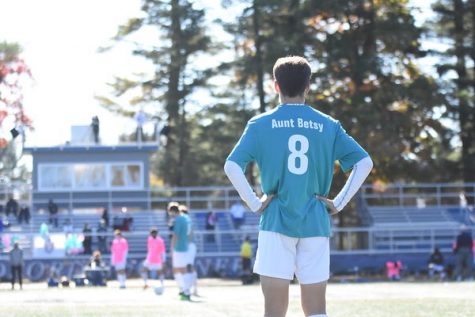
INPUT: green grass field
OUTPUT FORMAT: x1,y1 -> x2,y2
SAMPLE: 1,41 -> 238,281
0,278 -> 474,317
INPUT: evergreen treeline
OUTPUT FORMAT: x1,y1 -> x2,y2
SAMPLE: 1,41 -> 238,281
98,0 -> 475,189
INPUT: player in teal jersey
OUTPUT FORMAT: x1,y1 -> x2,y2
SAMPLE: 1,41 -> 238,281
169,202 -> 192,300
225,56 -> 373,317
179,204 -> 199,296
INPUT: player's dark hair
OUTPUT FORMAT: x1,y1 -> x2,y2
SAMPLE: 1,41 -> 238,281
273,56 -> 311,98
168,205 -> 179,213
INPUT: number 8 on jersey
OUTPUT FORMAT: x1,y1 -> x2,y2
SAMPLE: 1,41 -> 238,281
287,134 -> 309,175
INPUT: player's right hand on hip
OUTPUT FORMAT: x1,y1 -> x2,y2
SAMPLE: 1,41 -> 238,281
257,194 -> 275,214
317,195 -> 339,215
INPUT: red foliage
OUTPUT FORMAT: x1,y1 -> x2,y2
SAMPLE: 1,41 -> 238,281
0,56 -> 33,132
0,137 -> 7,148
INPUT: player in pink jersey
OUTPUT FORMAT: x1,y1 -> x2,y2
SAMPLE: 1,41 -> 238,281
141,227 -> 166,290
111,229 -> 129,289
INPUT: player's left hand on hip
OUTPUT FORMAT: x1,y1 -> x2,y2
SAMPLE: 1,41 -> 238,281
257,194 -> 275,214
317,196 -> 339,215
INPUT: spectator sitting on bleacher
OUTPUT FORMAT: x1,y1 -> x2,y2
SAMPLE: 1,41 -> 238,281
428,247 -> 445,280
112,214 -> 134,232
2,216 -> 11,231
18,205 -> 30,224
65,233 -> 83,255
39,222 -> 49,240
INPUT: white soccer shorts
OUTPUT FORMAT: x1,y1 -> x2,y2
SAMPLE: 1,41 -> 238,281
172,251 -> 189,268
253,230 -> 330,284
113,261 -> 127,271
187,242 -> 197,265
143,260 -> 163,271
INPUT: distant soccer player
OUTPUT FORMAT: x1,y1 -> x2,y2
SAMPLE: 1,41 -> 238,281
225,56 -> 373,317
111,229 -> 129,289
168,203 -> 192,300
179,204 -> 199,296
141,227 -> 166,290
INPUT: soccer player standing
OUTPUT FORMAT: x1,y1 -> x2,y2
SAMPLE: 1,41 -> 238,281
169,203 -> 192,300
224,56 -> 373,317
141,227 -> 166,290
179,204 -> 199,296
111,229 -> 129,289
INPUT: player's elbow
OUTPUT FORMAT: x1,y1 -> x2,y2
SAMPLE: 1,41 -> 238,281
223,160 -> 230,175
363,156 -> 374,171
356,156 -> 373,169
224,160 -> 239,178
357,156 -> 374,178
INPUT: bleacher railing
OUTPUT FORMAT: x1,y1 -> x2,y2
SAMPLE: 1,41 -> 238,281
0,185 -> 242,212
1,183 -> 473,256
361,182 -> 475,207
3,182 -> 475,211
0,225 -> 467,259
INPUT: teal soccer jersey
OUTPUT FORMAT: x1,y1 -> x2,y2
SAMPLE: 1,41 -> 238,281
173,215 -> 189,252
227,104 -> 369,238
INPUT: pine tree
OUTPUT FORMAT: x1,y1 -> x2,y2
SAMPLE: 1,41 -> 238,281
304,0 -> 449,183
431,0 -> 475,183
99,0 -> 211,186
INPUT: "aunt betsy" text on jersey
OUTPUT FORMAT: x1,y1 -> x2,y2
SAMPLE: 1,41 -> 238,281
271,118 -> 324,132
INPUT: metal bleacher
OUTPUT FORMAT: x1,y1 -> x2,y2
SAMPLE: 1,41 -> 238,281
360,183 -> 475,252
2,183 -> 474,257
1,207 -> 258,258
367,206 -> 455,224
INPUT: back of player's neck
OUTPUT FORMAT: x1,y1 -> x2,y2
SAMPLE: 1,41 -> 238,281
280,96 -> 305,105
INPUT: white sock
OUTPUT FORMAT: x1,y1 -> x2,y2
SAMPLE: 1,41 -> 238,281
308,315 -> 327,317
159,273 -> 164,286
183,273 -> 193,295
174,273 -> 184,292
191,271 -> 198,293
141,271 -> 148,285
119,274 -> 126,287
